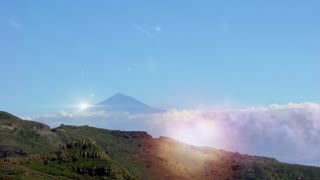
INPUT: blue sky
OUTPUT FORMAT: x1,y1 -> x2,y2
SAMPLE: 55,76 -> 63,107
1,0 -> 319,116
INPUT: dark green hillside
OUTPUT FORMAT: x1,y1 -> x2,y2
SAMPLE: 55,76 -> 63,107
54,125 -> 320,180
0,138 -> 134,179
0,111 -> 61,156
54,125 -> 175,179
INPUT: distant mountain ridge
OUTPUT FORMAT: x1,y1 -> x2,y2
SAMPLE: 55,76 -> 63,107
86,93 -> 164,114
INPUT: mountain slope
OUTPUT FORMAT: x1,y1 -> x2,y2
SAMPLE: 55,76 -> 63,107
54,125 -> 320,180
1,111 -> 320,179
85,93 -> 164,114
0,111 -> 61,156
0,138 -> 134,179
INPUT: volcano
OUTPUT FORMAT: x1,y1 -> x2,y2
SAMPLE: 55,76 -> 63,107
86,93 -> 164,114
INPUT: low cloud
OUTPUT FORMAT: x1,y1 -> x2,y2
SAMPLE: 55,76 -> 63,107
31,102 -> 320,166
146,103 -> 320,166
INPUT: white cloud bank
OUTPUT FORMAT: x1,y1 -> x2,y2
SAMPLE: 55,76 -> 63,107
31,102 -> 320,166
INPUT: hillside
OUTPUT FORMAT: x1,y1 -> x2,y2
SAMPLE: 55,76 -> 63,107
1,111 -> 320,179
0,111 -> 62,156
54,125 -> 320,180
0,138 -> 134,179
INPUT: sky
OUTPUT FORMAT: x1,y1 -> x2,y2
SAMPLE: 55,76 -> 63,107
1,0 -> 319,116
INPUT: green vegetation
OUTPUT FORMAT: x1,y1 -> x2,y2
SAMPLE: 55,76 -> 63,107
1,111 -> 320,179
0,111 -> 61,156
0,138 -> 134,179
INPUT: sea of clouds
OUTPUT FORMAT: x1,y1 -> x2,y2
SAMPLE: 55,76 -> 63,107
31,102 -> 320,166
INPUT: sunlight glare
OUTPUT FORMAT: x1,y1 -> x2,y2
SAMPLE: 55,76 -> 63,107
170,121 -> 219,146
78,102 -> 90,111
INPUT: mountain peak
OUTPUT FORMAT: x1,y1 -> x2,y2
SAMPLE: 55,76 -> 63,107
107,92 -> 132,101
99,93 -> 142,105
113,92 -> 126,97
89,93 -> 164,114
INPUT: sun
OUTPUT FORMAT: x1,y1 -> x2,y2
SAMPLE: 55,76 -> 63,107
78,102 -> 90,111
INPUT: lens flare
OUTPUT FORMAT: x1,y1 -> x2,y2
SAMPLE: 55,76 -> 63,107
170,121 -> 218,146
78,103 -> 90,111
